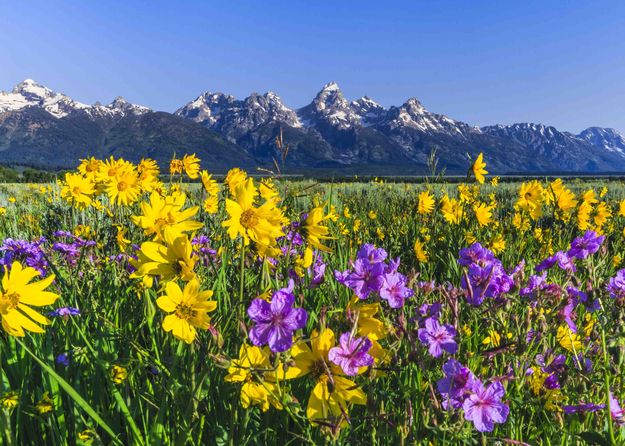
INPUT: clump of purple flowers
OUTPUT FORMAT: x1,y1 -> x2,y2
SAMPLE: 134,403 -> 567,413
192,235 -> 218,267
458,243 -> 514,305
49,307 -> 81,319
328,333 -> 374,376
437,359 -> 509,432
335,244 -> 413,308
567,230 -> 605,260
309,252 -> 327,288
0,237 -> 48,275
53,231 -> 96,266
247,280 -> 308,352
535,251 -> 576,274
418,317 -> 457,358
607,269 -> 625,300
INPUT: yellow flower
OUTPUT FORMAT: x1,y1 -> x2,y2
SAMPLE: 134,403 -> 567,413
343,207 -> 352,218
556,325 -> 581,352
77,157 -> 102,179
225,344 -> 283,412
77,428 -> 97,442
96,156 -> 134,186
302,207 -> 333,252
441,195 -> 463,224
517,180 -> 544,220
182,153 -> 201,179
225,168 -> 248,195
282,328 -> 366,428
259,178 -> 279,201
200,170 -> 220,196
132,191 -> 203,241
348,298 -> 390,366
490,176 -> 499,186
593,202 -> 611,230
203,195 -> 219,214
547,179 -> 577,219
527,366 -> 563,411
60,173 -> 94,209
105,167 -> 141,206
137,158 -> 161,191
577,201 -> 593,231
600,186 -> 608,198
156,278 -> 216,344
169,158 -> 183,175
482,330 -> 502,347
473,202 -> 494,227
110,365 -> 128,384
35,392 -> 54,414
0,262 -> 59,337
131,229 -> 197,287
417,190 -> 435,215
115,225 -> 131,252
489,233 -> 506,254
222,178 -> 284,248
413,239 -> 428,263
368,210 -> 377,220
619,199 -> 625,217
0,391 -> 18,410
471,152 -> 488,184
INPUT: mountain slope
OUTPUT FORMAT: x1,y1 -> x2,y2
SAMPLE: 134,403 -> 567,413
2,78 -> 625,173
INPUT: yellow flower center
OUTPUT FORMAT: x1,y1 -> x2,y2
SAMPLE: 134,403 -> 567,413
0,291 -> 20,314
117,181 -> 129,191
240,209 -> 259,229
175,303 -> 196,321
72,186 -> 83,196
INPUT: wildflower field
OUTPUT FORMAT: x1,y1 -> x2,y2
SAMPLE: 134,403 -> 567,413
1,154 -> 625,445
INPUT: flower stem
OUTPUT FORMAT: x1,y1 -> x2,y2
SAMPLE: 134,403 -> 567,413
601,327 -> 616,445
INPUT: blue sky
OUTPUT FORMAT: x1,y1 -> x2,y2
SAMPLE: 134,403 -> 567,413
1,1 -> 624,133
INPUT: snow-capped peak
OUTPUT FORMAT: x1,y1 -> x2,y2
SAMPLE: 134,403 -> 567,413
1,79 -> 149,118
0,78 -> 89,118
351,96 -> 386,126
321,81 -> 340,92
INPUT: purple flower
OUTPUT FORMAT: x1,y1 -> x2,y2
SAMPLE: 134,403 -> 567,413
536,251 -> 576,273
462,381 -> 509,432
336,258 -> 386,300
563,403 -> 605,414
55,353 -> 70,367
559,299 -> 577,333
459,244 -> 513,305
247,280 -> 307,352
49,307 -> 81,318
520,273 -> 547,299
328,333 -> 374,376
357,243 -> 388,264
610,392 -> 625,426
437,359 -> 480,410
0,237 -> 48,275
568,230 -> 605,260
418,317 -> 458,357
309,254 -> 326,288
379,271 -> 413,308
418,302 -> 442,321
607,269 -> 625,299
458,243 -> 495,267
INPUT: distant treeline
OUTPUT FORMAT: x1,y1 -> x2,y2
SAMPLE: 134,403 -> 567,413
0,165 -> 64,183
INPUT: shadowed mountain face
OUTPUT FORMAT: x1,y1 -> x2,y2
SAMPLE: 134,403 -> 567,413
1,79 -> 624,173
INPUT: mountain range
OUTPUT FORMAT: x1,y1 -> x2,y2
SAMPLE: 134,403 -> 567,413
1,79 -> 624,174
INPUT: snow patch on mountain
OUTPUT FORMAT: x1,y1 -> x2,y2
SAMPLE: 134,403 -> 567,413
0,79 -> 149,119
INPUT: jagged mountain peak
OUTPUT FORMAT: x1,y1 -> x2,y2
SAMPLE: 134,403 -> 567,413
1,79 -> 149,119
